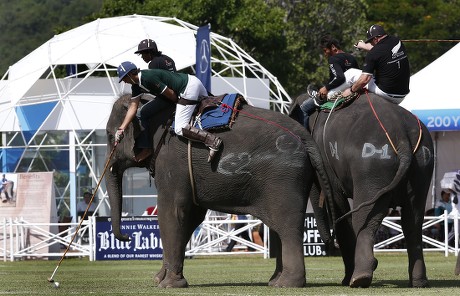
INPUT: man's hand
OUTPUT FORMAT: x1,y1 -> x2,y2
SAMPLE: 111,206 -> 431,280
341,88 -> 352,97
115,128 -> 124,144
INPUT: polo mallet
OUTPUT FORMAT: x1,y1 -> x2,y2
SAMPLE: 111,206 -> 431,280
47,143 -> 118,286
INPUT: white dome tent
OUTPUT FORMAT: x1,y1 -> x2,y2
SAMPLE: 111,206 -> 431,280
0,15 -> 292,219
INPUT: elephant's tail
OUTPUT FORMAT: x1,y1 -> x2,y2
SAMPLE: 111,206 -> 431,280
304,136 -> 336,244
336,142 -> 412,224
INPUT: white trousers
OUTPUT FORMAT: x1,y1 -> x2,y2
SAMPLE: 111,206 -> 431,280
328,68 -> 405,104
174,75 -> 208,135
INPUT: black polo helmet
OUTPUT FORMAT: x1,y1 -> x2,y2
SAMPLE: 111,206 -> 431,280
134,39 -> 158,54
365,24 -> 386,43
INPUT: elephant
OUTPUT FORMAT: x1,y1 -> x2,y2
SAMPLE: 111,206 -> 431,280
104,94 -> 334,288
289,92 -> 434,288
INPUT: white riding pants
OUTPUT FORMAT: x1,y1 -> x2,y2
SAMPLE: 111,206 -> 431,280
328,68 -> 405,104
174,75 -> 208,135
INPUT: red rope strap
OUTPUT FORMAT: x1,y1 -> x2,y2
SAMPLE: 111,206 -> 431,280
220,103 -> 302,143
365,91 -> 423,154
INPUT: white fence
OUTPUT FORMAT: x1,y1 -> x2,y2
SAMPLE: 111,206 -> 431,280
1,211 -> 459,261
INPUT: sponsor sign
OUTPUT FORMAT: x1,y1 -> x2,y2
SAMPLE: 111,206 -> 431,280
95,216 -> 163,260
303,213 -> 327,256
412,109 -> 460,131
0,172 -> 59,256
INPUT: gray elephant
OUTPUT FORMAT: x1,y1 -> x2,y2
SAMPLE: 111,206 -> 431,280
105,94 -> 333,288
289,92 -> 434,288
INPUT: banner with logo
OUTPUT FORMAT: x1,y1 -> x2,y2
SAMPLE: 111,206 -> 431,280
196,24 -> 211,92
95,216 -> 163,260
303,213 -> 327,256
412,109 -> 460,131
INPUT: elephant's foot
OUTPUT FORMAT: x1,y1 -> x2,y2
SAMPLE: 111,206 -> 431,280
271,272 -> 306,288
153,267 -> 167,285
268,271 -> 281,287
349,273 -> 372,288
410,277 -> 429,288
348,257 -> 378,288
158,270 -> 188,288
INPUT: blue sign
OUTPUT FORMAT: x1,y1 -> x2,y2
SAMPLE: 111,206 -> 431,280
412,109 -> 460,131
95,216 -> 163,260
196,24 -> 211,92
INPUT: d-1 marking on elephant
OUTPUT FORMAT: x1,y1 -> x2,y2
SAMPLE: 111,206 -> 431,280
361,143 -> 391,159
105,94 -> 334,288
289,92 -> 434,288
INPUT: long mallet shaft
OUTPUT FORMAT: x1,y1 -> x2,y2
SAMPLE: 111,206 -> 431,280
47,144 -> 117,283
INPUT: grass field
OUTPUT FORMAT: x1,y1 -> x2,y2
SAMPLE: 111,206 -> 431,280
1,252 -> 459,295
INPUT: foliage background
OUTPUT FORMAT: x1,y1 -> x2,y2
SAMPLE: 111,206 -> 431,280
1,0 -> 459,96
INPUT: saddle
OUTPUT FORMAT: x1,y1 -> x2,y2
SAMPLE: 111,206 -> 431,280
193,93 -> 246,131
318,91 -> 360,112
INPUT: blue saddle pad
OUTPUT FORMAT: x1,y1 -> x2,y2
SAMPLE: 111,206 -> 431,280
194,93 -> 239,130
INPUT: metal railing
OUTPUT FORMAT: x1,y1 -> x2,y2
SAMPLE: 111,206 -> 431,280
1,217 -> 94,262
1,211 -> 459,261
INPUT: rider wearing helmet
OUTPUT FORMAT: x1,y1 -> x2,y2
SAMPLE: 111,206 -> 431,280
341,24 -> 410,104
135,39 -> 176,72
131,39 -> 177,163
115,61 -> 222,163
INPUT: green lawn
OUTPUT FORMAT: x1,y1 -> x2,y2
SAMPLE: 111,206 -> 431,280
0,252 -> 459,295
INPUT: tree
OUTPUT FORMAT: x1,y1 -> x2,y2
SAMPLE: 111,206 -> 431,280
0,0 -> 102,76
274,0 -> 368,94
365,0 -> 460,74
96,0 -> 367,95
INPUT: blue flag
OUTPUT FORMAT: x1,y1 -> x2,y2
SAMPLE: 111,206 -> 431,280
196,24 -> 211,92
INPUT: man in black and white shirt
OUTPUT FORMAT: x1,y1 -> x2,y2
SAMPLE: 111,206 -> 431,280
341,24 -> 410,104
300,35 -> 359,129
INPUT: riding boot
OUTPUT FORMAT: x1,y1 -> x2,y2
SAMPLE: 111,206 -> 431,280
181,124 -> 223,162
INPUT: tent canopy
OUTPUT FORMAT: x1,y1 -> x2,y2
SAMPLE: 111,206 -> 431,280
0,15 -> 290,136
401,43 -> 460,131
2,15 -> 195,106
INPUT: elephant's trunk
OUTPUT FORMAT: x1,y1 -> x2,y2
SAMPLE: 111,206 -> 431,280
105,155 -> 131,241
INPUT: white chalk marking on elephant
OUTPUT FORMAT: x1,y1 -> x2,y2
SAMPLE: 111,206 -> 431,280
361,143 -> 391,159
329,141 -> 339,160
217,152 -> 252,176
275,134 -> 301,153
422,146 -> 432,165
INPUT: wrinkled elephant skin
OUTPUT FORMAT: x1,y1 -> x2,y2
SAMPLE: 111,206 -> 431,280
290,92 -> 434,288
104,94 -> 333,288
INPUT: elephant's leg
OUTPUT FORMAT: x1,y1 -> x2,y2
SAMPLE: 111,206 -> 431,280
268,230 -> 282,286
335,217 -> 356,285
332,195 -> 356,286
154,206 -> 207,286
267,207 -> 307,288
350,198 -> 389,288
401,196 -> 429,288
156,196 -> 202,288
